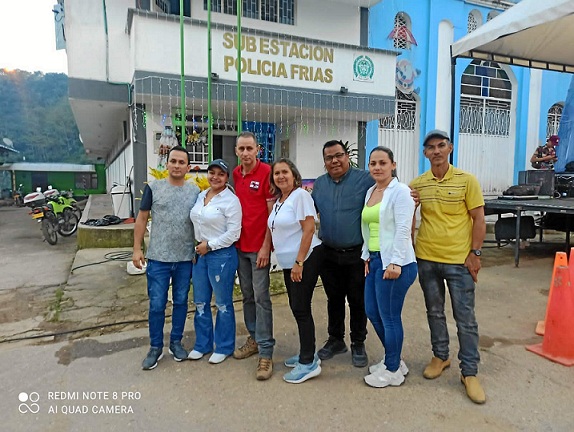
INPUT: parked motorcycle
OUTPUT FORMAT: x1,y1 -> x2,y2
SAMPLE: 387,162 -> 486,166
24,191 -> 60,245
59,189 -> 82,221
13,184 -> 24,207
42,187 -> 79,236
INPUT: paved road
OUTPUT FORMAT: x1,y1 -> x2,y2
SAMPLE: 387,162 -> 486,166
0,207 -> 77,290
1,206 -> 574,431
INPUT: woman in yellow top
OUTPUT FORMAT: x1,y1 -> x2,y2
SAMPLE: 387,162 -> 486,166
360,146 -> 417,388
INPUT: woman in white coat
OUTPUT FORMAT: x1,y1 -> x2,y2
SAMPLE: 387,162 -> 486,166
360,146 -> 417,388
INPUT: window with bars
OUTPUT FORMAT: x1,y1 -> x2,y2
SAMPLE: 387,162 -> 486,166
460,60 -> 512,136
204,0 -> 294,25
392,12 -> 412,50
379,90 -> 417,131
547,103 -> 563,137
467,10 -> 481,33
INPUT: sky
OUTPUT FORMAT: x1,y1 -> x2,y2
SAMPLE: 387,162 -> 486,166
0,0 -> 68,74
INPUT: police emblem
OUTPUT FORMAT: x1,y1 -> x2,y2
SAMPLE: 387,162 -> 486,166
353,55 -> 374,82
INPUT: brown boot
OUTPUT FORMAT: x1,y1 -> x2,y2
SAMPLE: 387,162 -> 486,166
233,336 -> 258,359
423,357 -> 451,379
461,375 -> 486,404
256,357 -> 273,381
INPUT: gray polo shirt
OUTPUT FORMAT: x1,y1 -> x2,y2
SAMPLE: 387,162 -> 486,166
312,167 -> 374,249
141,180 -> 200,262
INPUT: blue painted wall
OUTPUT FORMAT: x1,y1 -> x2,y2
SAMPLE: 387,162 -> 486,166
368,0 -> 570,182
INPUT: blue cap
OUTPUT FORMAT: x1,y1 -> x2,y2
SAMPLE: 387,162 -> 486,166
208,159 -> 230,175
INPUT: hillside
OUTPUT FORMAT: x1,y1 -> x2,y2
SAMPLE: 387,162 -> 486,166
0,69 -> 89,163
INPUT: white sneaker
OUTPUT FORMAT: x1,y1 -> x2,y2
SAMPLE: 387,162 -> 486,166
208,353 -> 228,364
364,368 -> 405,388
187,350 -> 204,360
368,359 -> 409,376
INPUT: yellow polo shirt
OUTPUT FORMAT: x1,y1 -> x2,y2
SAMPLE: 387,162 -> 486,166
410,165 -> 484,264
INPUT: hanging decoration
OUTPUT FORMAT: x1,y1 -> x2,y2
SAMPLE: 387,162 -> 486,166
387,26 -> 418,46
157,125 -> 178,170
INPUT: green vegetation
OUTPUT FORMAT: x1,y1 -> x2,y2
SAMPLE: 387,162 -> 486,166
0,69 -> 89,163
47,286 -> 66,322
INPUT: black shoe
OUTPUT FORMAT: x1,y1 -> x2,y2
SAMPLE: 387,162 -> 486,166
351,343 -> 368,368
317,338 -> 348,360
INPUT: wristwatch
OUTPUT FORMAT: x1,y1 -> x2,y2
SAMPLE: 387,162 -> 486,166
206,241 -> 212,252
295,260 -> 304,267
470,249 -> 482,257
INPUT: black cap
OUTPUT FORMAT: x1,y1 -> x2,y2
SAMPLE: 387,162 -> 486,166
207,159 -> 230,175
423,129 -> 450,147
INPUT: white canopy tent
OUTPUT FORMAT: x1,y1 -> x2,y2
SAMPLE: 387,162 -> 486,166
451,0 -> 574,172
451,0 -> 574,72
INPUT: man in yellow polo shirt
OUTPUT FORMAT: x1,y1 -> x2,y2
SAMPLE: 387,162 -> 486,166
410,130 -> 486,404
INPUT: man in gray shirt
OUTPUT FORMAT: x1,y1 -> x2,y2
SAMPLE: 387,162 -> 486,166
133,146 -> 200,370
312,140 -> 374,367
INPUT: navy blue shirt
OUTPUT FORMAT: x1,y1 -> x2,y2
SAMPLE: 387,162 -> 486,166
312,167 -> 374,248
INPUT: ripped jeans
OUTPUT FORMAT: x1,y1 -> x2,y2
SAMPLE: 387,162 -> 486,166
192,246 -> 238,355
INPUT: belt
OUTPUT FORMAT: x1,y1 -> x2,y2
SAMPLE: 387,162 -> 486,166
323,244 -> 362,253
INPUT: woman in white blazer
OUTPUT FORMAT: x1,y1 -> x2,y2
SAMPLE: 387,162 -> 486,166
360,146 -> 417,389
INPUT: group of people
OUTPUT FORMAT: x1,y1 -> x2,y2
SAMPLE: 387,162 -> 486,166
132,128 -> 487,404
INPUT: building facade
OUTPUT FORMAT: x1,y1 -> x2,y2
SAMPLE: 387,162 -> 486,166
62,0 -> 397,212
367,0 -> 571,193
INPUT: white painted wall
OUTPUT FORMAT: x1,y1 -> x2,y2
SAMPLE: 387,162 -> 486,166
294,120 -> 358,179
107,142 -> 133,192
189,0 -> 362,45
66,1 -> 393,97
130,15 -> 395,95
526,69 -> 543,167
65,0 -> 132,81
435,20 -> 453,132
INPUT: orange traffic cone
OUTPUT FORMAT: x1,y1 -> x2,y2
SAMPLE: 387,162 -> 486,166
526,264 -> 574,366
535,251 -> 568,335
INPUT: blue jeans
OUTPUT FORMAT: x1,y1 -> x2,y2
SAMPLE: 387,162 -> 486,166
192,246 -> 238,355
237,250 -> 275,358
365,254 -> 417,372
146,259 -> 193,348
417,258 -> 480,377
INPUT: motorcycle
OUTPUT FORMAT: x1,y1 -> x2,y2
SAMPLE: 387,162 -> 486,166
13,184 -> 24,207
42,187 -> 79,236
23,190 -> 60,245
59,189 -> 82,221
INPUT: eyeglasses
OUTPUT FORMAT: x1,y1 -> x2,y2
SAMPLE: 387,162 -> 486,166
324,152 -> 347,163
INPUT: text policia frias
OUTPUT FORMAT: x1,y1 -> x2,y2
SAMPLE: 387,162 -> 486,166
222,32 -> 334,83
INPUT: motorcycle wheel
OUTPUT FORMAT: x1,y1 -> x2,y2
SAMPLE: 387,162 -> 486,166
58,208 -> 79,236
73,205 -> 82,222
41,218 -> 58,245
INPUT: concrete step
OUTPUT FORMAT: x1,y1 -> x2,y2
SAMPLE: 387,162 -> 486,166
77,194 -> 134,249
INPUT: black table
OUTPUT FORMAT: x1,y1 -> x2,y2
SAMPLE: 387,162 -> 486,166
484,198 -> 574,266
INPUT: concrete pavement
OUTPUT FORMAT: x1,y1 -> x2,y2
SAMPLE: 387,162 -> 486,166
1,206 -> 573,430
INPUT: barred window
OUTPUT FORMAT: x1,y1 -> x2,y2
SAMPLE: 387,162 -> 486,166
547,103 -> 563,137
243,0 -> 258,19
467,10 -> 482,33
392,12 -> 413,50
380,90 -> 417,131
460,60 -> 512,136
205,0 -> 294,25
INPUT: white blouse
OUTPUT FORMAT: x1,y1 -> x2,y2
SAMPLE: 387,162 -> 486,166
190,186 -> 242,250
268,188 -> 321,269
